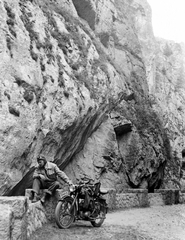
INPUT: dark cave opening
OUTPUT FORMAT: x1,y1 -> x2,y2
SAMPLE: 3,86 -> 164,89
113,122 -> 166,193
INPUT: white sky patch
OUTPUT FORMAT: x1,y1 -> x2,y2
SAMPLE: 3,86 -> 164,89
147,0 -> 185,43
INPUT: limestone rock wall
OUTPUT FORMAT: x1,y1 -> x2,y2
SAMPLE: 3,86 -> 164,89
0,0 -> 129,195
0,0 -> 185,196
149,39 -> 185,188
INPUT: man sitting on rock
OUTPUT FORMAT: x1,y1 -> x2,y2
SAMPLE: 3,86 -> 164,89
31,154 -> 73,203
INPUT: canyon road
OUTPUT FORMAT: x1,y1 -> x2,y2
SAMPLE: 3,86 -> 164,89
32,204 -> 185,240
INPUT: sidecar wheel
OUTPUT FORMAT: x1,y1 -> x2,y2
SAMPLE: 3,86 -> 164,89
55,196 -> 75,229
91,207 -> 106,227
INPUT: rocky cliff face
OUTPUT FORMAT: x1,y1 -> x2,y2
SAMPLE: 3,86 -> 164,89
0,0 -> 185,196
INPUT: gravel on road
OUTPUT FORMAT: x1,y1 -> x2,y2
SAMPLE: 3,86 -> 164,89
32,204 -> 185,240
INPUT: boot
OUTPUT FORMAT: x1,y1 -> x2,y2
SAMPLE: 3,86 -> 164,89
32,193 -> 39,203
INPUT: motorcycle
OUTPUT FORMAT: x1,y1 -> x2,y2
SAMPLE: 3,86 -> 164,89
55,179 -> 109,229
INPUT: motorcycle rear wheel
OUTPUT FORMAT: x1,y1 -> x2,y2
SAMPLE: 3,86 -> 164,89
55,196 -> 75,229
91,205 -> 106,227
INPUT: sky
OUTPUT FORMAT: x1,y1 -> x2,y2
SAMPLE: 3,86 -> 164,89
147,0 -> 185,43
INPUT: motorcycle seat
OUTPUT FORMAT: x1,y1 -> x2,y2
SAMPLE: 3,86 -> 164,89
100,188 -> 109,194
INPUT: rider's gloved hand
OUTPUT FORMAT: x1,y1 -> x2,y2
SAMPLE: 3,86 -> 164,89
68,181 -> 75,191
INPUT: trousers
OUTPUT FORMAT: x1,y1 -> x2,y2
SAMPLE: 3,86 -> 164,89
32,177 -> 60,195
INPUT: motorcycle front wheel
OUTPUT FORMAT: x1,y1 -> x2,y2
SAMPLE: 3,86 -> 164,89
91,203 -> 107,227
55,196 -> 75,229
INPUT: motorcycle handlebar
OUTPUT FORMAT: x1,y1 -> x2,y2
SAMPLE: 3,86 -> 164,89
70,182 -> 95,191
69,179 -> 101,192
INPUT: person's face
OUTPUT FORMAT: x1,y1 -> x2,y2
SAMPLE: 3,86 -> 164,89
37,159 -> 45,168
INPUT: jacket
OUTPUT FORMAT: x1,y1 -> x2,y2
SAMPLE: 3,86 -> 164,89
33,161 -> 72,185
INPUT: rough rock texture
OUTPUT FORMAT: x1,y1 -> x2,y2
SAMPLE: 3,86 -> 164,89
0,0 -> 185,196
0,197 -> 28,239
0,196 -> 47,239
150,39 -> 185,189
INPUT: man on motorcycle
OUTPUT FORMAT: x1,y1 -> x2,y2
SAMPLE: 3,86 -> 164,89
31,154 -> 73,203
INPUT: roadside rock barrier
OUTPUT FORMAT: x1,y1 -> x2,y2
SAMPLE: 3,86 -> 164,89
0,188 -> 184,239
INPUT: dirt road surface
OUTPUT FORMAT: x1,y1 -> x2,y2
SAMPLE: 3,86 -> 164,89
32,204 -> 185,240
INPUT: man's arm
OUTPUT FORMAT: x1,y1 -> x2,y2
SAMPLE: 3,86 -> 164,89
54,165 -> 72,185
33,168 -> 47,180
33,167 -> 40,179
